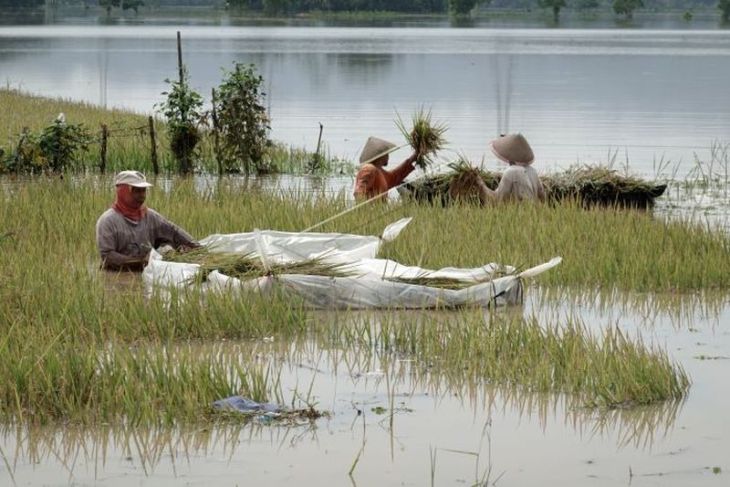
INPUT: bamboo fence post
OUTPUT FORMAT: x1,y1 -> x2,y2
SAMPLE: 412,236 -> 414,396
211,88 -> 223,176
312,122 -> 323,171
100,124 -> 108,174
148,116 -> 159,175
177,31 -> 184,84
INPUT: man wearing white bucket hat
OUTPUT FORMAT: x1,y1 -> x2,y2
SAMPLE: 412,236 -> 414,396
95,170 -> 200,271
475,133 -> 545,203
353,136 -> 419,201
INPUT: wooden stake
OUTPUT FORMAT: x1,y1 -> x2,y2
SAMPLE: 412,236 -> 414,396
100,124 -> 108,174
176,31 -> 184,84
312,122 -> 323,171
211,88 -> 223,176
148,116 -> 159,175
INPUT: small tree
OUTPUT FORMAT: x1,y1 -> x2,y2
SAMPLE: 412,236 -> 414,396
213,63 -> 271,175
613,0 -> 643,19
720,0 -> 730,22
157,68 -> 204,174
99,0 -> 145,15
38,115 -> 93,172
449,0 -> 480,16
539,0 -> 567,21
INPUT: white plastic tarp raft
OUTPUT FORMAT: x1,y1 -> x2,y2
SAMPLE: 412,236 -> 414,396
143,218 -> 562,310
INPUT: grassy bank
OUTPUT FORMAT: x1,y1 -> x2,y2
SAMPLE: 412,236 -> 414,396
0,177 -> 709,424
0,89 -> 347,175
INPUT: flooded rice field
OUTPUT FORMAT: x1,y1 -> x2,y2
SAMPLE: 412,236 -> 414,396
2,13 -> 730,487
1,288 -> 728,486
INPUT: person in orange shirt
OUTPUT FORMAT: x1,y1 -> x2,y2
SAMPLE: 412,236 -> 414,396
353,136 -> 420,201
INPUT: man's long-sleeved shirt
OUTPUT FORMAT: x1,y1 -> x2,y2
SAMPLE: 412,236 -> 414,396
96,208 -> 197,271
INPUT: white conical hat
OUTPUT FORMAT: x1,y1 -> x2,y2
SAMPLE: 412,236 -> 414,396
359,136 -> 398,164
490,133 -> 535,165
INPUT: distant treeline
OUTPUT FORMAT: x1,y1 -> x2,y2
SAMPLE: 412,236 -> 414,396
1,0 -> 725,14
0,0 -> 44,6
222,0 -> 730,17
227,0 -> 446,12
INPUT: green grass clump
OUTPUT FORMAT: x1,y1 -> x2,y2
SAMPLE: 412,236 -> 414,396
324,312 -> 690,409
0,339 -> 279,425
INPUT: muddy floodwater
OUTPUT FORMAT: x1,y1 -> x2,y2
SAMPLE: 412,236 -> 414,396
1,286 -> 728,486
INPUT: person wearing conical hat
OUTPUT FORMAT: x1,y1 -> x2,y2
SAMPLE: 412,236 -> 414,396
474,133 -> 545,203
353,136 -> 419,201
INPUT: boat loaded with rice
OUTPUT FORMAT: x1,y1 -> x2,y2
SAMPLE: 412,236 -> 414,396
400,161 -> 667,209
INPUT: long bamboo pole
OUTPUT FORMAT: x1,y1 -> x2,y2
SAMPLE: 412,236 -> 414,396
299,167 -> 437,233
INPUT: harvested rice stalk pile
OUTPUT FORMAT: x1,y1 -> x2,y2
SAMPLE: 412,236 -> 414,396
404,163 -> 666,208
386,268 -> 513,290
542,165 -> 665,201
385,276 -> 475,290
396,107 -> 448,170
164,247 -> 353,282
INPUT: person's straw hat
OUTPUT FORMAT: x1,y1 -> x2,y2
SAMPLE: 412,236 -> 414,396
114,170 -> 153,188
490,133 -> 535,165
359,136 -> 398,164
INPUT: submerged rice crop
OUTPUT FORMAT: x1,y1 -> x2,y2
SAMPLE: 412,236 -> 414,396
321,312 -> 690,409
0,176 -> 718,425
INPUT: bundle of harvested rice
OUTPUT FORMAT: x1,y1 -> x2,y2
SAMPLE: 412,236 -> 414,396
395,107 -> 448,170
164,247 -> 353,282
447,158 -> 490,205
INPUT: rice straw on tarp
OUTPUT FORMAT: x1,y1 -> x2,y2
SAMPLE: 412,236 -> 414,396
395,107 -> 448,170
386,268 -> 514,290
164,248 -> 354,282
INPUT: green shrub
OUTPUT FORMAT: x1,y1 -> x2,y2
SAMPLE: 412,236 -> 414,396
0,115 -> 92,174
213,63 -> 271,175
157,68 -> 205,174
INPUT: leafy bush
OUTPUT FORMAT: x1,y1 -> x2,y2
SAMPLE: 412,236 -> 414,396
720,0 -> 730,22
157,68 -> 205,174
539,0 -> 567,20
448,0 -> 481,15
0,115 -> 92,174
213,63 -> 271,175
613,0 -> 644,17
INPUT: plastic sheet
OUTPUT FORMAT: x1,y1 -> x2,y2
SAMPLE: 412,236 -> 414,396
143,219 -> 561,310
